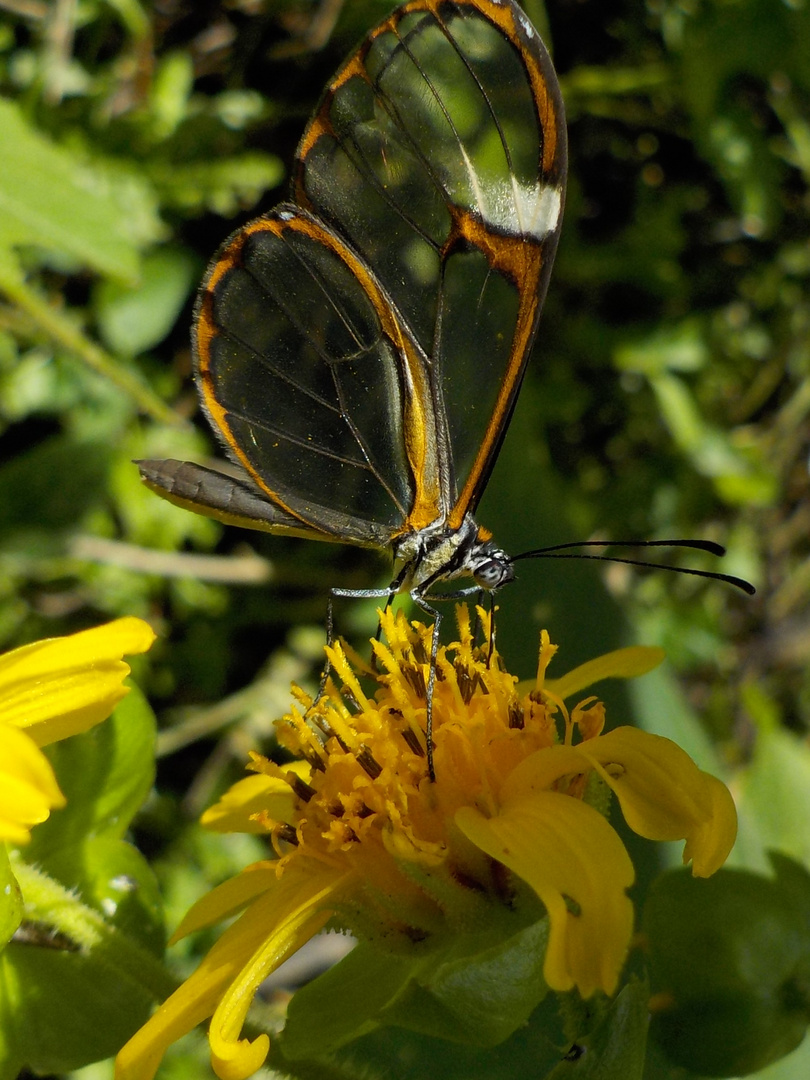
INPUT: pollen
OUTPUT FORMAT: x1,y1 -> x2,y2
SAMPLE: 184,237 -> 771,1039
251,606 -> 568,884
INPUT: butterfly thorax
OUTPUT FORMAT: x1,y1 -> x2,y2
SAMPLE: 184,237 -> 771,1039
392,514 -> 515,598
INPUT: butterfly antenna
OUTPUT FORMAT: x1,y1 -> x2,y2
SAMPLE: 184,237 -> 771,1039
512,539 -> 755,595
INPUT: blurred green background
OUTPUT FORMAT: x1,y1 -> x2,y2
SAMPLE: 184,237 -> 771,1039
1,0 -> 809,1074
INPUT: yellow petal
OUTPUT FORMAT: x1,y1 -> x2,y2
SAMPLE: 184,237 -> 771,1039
519,645 -> 666,700
208,879 -> 340,1080
116,864 -> 347,1080
456,794 -> 634,997
170,862 -> 281,943
501,743 -> 595,802
0,726 -> 65,844
0,617 -> 156,746
682,771 -> 738,877
200,767 -> 308,834
577,727 -> 737,872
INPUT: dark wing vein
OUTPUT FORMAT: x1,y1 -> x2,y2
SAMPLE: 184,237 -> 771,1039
224,403 -> 378,471
243,242 -> 372,365
219,319 -> 342,417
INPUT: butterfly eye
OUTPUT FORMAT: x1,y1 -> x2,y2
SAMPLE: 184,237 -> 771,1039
473,556 -> 515,591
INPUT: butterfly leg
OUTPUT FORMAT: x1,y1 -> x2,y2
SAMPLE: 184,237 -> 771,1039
412,584 -> 489,781
410,590 -> 443,782
310,584 -> 397,715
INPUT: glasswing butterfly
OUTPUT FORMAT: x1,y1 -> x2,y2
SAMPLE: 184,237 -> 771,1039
137,0 -> 751,773
140,0 -> 565,586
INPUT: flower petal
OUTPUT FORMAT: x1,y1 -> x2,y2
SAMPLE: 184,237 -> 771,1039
577,727 -> 737,874
456,794 -> 634,997
681,771 -> 738,877
520,645 -> 666,700
0,617 -> 155,746
170,863 -> 281,943
115,864 -> 348,1080
200,767 -> 308,834
0,725 -> 65,844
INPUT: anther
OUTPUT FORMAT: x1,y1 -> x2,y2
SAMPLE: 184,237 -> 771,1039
402,663 -> 427,699
508,699 -> 525,729
275,823 -> 299,846
411,639 -> 429,665
401,728 -> 426,756
290,775 -> 316,802
356,746 -> 383,779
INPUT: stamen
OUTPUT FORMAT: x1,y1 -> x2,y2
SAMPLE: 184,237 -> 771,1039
401,728 -> 426,757
302,748 -> 327,773
402,662 -> 427,700
342,688 -> 362,713
290,775 -> 316,803
455,661 -> 475,704
411,638 -> 429,666
356,746 -> 383,779
274,823 -> 299,847
508,699 -> 525,729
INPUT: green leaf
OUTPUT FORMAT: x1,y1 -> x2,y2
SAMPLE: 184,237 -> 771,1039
275,980 -> 565,1080
546,979 -> 649,1080
0,849 -> 22,950
149,152 -> 284,216
644,865 -> 810,1076
387,919 -> 550,1045
281,941 -> 417,1058
0,860 -> 170,1079
27,683 -> 157,856
94,246 -> 200,357
0,436 -> 112,538
282,918 -> 550,1059
0,100 -> 141,283
736,685 -> 810,873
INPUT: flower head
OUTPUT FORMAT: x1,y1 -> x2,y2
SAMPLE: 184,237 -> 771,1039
116,606 -> 736,1080
0,617 -> 156,844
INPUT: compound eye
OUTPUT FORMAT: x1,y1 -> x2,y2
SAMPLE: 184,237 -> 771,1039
474,558 -> 513,590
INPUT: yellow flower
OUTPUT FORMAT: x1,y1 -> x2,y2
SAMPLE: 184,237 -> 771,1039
0,617 -> 156,844
116,607 -> 736,1080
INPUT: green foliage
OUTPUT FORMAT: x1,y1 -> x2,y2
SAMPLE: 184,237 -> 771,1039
644,857 -> 810,1076
1,690 -> 173,1079
281,919 -> 550,1058
1,0 -> 808,1077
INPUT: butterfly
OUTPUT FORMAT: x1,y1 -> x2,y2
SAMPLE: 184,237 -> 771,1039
139,0 -> 565,596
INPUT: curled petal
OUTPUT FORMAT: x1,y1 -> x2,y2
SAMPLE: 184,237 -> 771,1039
456,794 -> 634,997
208,898 -> 335,1079
578,727 -> 737,874
116,865 -> 348,1080
0,617 -> 155,746
682,771 -> 738,877
0,726 -> 65,844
